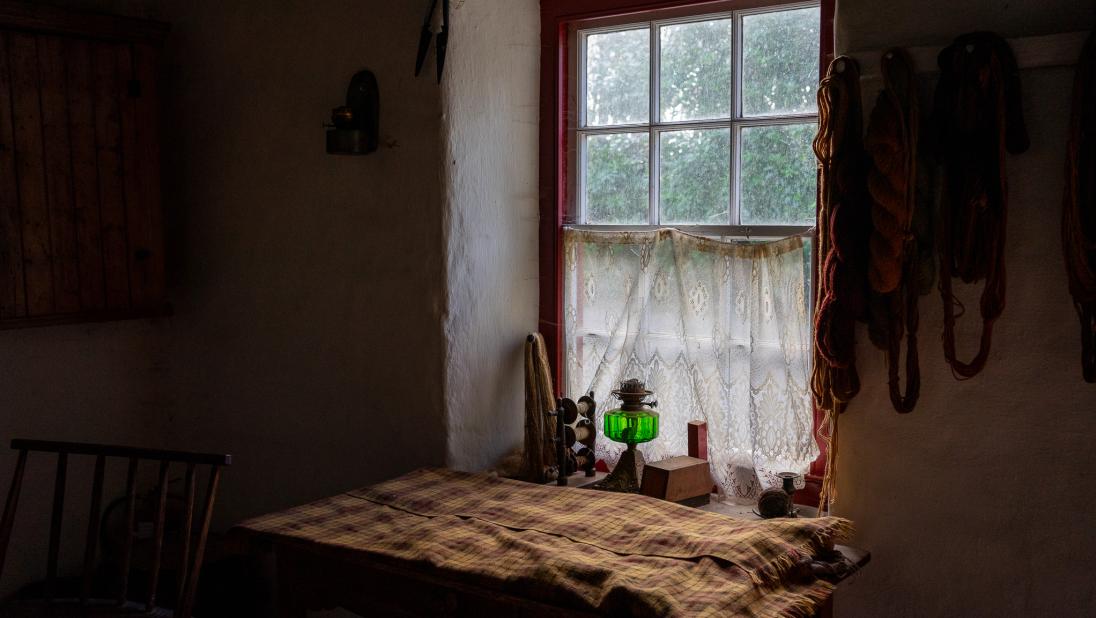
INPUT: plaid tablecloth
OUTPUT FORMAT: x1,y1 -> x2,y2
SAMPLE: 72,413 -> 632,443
235,468 -> 852,617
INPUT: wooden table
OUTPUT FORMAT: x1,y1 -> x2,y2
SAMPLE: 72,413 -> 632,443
235,471 -> 868,617
261,541 -> 596,618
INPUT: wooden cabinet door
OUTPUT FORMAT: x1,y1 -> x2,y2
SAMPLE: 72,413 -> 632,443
0,30 -> 165,328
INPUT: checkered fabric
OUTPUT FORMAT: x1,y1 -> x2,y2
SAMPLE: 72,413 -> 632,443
235,468 -> 852,617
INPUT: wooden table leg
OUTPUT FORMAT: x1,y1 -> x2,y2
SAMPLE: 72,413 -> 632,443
274,546 -> 311,618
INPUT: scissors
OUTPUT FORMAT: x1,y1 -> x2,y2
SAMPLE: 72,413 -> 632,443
414,0 -> 449,84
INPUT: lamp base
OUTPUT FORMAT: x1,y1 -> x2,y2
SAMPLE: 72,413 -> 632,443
592,443 -> 645,493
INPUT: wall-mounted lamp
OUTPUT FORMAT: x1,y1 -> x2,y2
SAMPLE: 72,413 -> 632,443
326,70 -> 379,155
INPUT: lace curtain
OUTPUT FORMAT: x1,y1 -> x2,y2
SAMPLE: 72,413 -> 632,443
563,228 -> 816,498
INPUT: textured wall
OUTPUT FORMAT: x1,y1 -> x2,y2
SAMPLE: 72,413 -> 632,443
0,321 -> 170,595
152,0 -> 449,524
0,0 -> 450,595
0,0 -> 169,596
833,0 -> 1096,615
441,0 -> 540,472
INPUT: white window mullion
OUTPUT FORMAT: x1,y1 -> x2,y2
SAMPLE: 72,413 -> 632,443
577,31 -> 589,224
578,133 -> 588,224
731,11 -> 744,227
732,123 -> 743,229
736,114 -> 818,127
576,3 -> 820,234
649,22 -> 659,226
651,128 -> 661,226
733,12 -> 744,121
578,31 -> 589,129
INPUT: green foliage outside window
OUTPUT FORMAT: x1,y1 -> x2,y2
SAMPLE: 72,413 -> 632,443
583,7 -> 819,227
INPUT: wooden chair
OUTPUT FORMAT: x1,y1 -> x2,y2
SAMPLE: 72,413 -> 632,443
0,439 -> 232,617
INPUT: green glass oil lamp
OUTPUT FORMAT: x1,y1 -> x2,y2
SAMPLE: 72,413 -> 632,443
593,378 -> 659,493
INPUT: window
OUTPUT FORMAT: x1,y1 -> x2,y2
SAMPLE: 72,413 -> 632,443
539,0 -> 833,502
569,3 -> 820,238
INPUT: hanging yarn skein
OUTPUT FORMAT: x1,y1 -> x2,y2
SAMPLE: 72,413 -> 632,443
864,48 -> 925,413
933,32 -> 1029,380
812,55 -> 870,406
520,333 -> 558,483
811,55 -> 870,509
1063,31 -> 1096,383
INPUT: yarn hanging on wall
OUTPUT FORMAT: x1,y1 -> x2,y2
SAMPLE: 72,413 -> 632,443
932,32 -> 1029,380
811,55 -> 870,509
1062,30 -> 1096,383
812,55 -> 870,411
864,48 -> 929,413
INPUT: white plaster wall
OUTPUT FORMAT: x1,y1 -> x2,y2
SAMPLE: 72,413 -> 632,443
151,0 -> 450,525
0,2 -> 174,599
441,0 -> 540,472
832,1 -> 1096,615
0,0 -> 450,595
0,320 -> 170,595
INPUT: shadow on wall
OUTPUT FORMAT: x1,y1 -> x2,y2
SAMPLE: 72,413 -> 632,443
833,0 -> 1096,616
0,0 -> 451,598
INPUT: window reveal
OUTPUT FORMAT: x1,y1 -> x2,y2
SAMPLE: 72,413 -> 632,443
562,3 -> 823,498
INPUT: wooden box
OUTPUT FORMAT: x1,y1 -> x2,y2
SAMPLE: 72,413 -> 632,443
0,1 -> 170,329
640,456 -> 712,506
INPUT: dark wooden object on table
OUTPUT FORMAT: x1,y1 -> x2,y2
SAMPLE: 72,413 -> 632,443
688,420 -> 707,459
640,456 -> 712,506
0,439 -> 231,617
0,0 -> 170,330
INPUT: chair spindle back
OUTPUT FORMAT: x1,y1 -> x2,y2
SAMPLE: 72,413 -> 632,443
0,439 -> 231,618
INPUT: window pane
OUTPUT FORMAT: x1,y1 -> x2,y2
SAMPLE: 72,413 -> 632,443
659,19 -> 732,122
741,7 -> 820,117
586,28 -> 650,126
660,129 -> 730,225
585,133 -> 649,224
739,123 -> 817,225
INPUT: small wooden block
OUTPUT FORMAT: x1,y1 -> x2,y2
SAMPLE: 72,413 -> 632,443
640,456 -> 712,504
688,421 -> 707,460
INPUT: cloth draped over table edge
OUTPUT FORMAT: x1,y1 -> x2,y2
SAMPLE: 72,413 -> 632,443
235,468 -> 854,617
345,468 -> 852,587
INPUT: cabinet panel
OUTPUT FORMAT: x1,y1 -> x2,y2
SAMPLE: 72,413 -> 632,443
90,40 -> 129,312
9,32 -> 53,316
39,34 -> 80,314
0,31 -> 24,318
64,36 -> 106,313
128,42 -> 163,310
0,9 -> 167,329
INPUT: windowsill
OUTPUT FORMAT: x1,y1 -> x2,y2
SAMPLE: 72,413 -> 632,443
557,468 -> 823,510
703,496 -> 818,519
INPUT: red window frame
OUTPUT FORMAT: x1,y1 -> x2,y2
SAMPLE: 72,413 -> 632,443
538,0 -> 835,503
